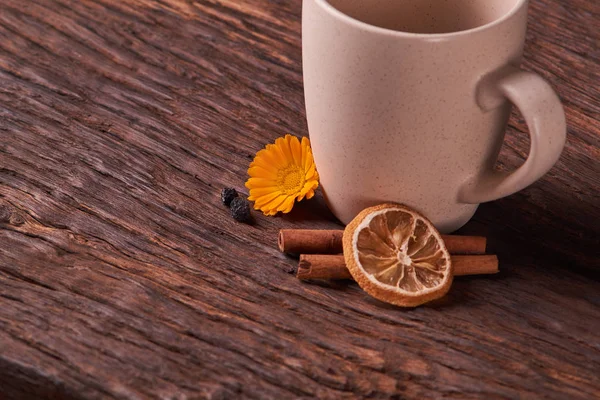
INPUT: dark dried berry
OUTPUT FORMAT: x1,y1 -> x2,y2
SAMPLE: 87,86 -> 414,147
221,188 -> 238,206
230,197 -> 252,223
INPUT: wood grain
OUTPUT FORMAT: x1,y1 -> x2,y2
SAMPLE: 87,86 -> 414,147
0,0 -> 598,399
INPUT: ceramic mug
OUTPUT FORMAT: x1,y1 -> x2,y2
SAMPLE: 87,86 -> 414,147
302,0 -> 566,232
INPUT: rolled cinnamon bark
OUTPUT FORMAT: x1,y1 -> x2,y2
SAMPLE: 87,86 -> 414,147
297,254 -> 352,280
280,229 -> 486,255
279,229 -> 343,255
296,254 -> 498,280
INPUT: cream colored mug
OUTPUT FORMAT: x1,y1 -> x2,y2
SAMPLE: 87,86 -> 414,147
303,0 -> 566,232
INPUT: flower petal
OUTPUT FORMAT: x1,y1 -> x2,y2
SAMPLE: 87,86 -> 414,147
301,138 -> 312,165
289,135 -> 303,167
301,136 -> 311,149
249,186 -> 282,198
252,149 -> 282,170
276,136 -> 294,164
270,141 -> 290,167
248,165 -> 278,180
252,191 -> 281,208
245,177 -> 278,189
297,179 -> 318,201
278,196 -> 296,214
261,194 -> 289,214
265,142 -> 289,166
304,153 -> 316,177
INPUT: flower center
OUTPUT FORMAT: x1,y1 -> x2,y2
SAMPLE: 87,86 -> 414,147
278,165 -> 305,195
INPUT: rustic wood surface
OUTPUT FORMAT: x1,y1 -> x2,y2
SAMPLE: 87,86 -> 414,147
0,0 -> 599,398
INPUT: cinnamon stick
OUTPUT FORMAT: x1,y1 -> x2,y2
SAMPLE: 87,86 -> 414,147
297,254 -> 352,280
279,229 -> 343,255
296,254 -> 498,280
279,229 -> 486,255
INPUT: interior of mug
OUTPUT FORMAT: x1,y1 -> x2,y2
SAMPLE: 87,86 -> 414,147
325,0 -> 522,34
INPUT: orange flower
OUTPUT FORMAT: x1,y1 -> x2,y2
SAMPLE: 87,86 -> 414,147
246,135 -> 319,216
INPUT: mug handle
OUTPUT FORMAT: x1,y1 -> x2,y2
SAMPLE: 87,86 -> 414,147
459,66 -> 567,204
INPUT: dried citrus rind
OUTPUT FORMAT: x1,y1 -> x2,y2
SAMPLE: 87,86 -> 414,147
343,204 -> 453,307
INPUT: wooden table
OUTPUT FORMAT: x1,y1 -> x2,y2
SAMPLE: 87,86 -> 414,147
1,0 -> 598,398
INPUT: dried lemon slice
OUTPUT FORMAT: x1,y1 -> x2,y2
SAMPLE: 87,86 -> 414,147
343,204 -> 453,307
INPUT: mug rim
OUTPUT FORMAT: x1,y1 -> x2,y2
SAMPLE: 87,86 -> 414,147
314,0 -> 527,38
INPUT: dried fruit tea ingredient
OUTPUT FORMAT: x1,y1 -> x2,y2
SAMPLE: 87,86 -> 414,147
343,203 -> 453,307
221,188 -> 239,207
230,197 -> 252,223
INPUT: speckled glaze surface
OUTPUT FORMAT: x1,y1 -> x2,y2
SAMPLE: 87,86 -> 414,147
302,0 -> 566,232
